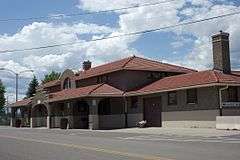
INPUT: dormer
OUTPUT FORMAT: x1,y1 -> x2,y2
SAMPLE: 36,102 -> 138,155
59,69 -> 75,90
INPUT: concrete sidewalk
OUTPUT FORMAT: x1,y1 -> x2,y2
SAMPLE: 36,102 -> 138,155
100,127 -> 240,137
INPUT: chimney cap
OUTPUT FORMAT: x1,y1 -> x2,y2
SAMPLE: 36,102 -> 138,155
212,31 -> 229,38
83,60 -> 91,63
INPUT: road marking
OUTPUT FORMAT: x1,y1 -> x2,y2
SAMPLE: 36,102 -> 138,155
0,135 -> 174,160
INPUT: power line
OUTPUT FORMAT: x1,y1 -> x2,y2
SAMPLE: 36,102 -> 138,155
0,0 -> 177,22
0,10 -> 240,54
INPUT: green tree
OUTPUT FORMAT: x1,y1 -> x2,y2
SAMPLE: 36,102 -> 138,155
42,71 -> 61,84
0,80 -> 6,113
26,75 -> 39,98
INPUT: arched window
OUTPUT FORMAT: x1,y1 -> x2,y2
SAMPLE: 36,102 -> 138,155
63,78 -> 71,89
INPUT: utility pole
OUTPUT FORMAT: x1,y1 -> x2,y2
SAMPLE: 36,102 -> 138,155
16,73 -> 19,101
0,68 -> 34,102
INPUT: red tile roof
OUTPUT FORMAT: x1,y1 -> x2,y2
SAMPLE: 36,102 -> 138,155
74,56 -> 196,80
41,80 -> 61,88
91,84 -> 124,96
40,56 -> 196,88
232,71 -> 240,76
48,84 -> 100,102
48,83 -> 124,102
127,70 -> 240,95
10,98 -> 32,107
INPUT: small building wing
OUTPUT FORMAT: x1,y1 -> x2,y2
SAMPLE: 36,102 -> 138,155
127,70 -> 240,96
10,98 -> 32,107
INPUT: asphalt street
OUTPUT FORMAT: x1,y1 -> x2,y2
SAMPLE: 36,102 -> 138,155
0,127 -> 239,160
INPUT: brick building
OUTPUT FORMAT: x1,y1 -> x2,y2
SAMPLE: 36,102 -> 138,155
10,31 -> 240,129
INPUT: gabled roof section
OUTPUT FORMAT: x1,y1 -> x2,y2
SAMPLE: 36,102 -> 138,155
123,56 -> 196,73
127,70 -> 240,96
48,84 -> 101,102
10,98 -> 32,107
74,56 -> 134,80
90,84 -> 124,96
40,80 -> 61,88
48,83 -> 124,103
74,56 -> 196,80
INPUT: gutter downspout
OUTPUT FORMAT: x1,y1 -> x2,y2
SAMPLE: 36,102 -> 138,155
219,85 -> 228,116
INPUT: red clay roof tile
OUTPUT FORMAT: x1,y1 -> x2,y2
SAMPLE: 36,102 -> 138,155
42,56 -> 196,88
40,80 -> 61,88
232,71 -> 240,76
48,83 -> 124,102
90,84 -> 124,96
10,98 -> 32,107
127,70 -> 240,95
74,56 -> 196,80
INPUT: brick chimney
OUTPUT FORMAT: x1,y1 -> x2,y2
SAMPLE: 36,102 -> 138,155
83,60 -> 91,71
212,31 -> 231,74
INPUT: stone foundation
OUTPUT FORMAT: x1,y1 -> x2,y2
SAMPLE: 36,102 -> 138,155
99,114 -> 125,129
162,110 -> 218,128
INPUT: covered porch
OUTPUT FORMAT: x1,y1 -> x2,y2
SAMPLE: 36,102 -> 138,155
10,84 -> 143,130
10,98 -> 32,127
47,83 -> 130,130
49,97 -> 126,130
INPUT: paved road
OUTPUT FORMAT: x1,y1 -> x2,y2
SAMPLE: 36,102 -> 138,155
0,127 -> 240,160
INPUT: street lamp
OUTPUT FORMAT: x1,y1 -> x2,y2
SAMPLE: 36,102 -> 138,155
0,68 -> 34,101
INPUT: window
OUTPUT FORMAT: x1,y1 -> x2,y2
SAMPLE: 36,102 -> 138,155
63,78 -> 71,89
97,75 -> 109,83
228,87 -> 238,102
147,72 -> 166,80
168,91 -> 177,105
98,98 -> 111,115
187,89 -> 198,104
131,96 -> 138,108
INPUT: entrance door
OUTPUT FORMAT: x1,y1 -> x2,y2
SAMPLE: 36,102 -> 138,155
32,104 -> 48,127
75,101 -> 89,129
144,97 -> 162,127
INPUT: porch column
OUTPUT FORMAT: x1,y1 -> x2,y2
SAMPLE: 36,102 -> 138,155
89,99 -> 99,130
47,105 -> 52,129
30,107 -> 34,128
68,102 -> 74,129
30,117 -> 33,128
47,116 -> 50,129
10,108 -> 16,127
124,97 -> 128,128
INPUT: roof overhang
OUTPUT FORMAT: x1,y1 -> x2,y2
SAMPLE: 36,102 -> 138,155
47,83 -> 124,103
126,82 -> 240,96
48,94 -> 124,103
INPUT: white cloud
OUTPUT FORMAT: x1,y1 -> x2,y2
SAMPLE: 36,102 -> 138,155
80,0 -> 185,33
0,21 -> 137,98
174,4 -> 240,70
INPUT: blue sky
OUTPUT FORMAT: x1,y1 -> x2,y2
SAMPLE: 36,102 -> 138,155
0,0 -> 240,101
